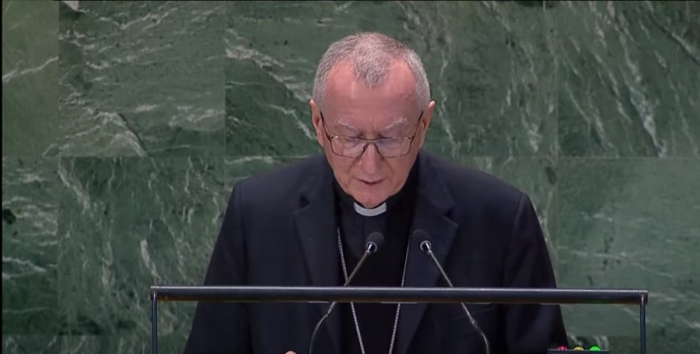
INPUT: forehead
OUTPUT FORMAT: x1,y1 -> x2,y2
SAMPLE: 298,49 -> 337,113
323,61 -> 419,130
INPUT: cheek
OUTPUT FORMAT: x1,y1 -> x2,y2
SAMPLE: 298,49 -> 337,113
385,160 -> 411,183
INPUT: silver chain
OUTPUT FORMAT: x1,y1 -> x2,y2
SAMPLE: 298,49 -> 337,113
337,227 -> 410,354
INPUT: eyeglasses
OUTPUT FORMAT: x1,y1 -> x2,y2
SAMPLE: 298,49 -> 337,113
320,111 -> 424,158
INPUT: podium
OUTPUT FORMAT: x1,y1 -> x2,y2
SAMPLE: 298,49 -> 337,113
150,286 -> 648,354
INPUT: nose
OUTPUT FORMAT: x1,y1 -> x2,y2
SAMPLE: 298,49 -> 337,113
358,143 -> 381,175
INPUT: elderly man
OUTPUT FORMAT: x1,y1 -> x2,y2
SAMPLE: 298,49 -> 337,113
184,32 -> 567,354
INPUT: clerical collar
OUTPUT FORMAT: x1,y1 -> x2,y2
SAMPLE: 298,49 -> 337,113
354,202 -> 387,216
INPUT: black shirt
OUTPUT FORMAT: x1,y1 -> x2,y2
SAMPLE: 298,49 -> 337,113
334,162 -> 419,354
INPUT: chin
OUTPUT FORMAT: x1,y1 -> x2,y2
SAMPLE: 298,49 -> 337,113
352,190 -> 389,209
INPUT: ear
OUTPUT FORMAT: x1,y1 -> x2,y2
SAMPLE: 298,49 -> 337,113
309,99 -> 325,147
417,100 -> 435,148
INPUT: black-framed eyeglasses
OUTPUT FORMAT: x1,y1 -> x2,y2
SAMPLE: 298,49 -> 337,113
320,111 -> 424,158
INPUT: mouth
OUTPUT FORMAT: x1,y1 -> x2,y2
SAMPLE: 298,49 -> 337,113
359,179 -> 383,186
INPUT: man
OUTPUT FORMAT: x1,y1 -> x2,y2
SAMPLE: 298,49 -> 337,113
184,32 -> 567,354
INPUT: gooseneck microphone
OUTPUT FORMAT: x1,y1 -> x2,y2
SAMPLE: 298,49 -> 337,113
412,229 -> 491,354
308,231 -> 385,354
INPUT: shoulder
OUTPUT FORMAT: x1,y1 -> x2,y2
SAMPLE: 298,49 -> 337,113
421,152 -> 541,259
231,154 -> 327,207
422,152 -> 526,217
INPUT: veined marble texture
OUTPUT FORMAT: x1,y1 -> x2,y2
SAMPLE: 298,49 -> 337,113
2,1 -> 699,353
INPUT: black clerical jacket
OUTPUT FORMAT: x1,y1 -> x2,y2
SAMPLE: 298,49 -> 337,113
184,151 -> 568,354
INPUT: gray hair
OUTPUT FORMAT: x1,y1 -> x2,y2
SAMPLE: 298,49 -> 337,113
312,32 -> 431,110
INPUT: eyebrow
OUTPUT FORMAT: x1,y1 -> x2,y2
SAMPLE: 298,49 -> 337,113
379,117 -> 409,133
335,119 -> 360,133
334,117 -> 410,134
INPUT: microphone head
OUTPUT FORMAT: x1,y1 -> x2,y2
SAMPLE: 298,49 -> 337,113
365,231 -> 385,254
412,229 -> 433,252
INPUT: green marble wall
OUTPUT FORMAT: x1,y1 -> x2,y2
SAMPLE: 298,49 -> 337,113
2,1 -> 699,353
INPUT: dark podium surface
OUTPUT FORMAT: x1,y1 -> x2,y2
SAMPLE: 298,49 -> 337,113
150,286 -> 648,354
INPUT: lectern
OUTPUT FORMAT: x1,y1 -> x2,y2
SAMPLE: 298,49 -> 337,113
150,286 -> 648,354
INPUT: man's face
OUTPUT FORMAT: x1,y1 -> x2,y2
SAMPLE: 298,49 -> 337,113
310,61 -> 434,208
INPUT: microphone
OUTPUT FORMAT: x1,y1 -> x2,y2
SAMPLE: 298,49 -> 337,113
413,229 -> 491,354
308,231 -> 385,354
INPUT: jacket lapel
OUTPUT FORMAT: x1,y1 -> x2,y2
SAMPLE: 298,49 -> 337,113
396,151 -> 458,354
293,156 -> 341,354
